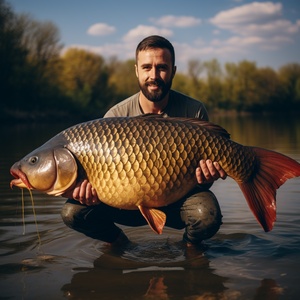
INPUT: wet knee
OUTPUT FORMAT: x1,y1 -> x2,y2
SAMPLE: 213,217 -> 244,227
182,191 -> 223,242
61,201 -> 84,229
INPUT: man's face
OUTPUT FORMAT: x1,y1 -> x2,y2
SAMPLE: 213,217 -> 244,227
135,48 -> 176,102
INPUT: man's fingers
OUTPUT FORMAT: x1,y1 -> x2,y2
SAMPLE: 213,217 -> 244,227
200,159 -> 210,177
72,185 -> 81,200
196,159 -> 227,184
195,166 -> 202,184
78,179 -> 88,203
213,162 -> 227,179
196,160 -> 209,184
66,179 -> 99,205
84,182 -> 91,199
201,159 -> 218,180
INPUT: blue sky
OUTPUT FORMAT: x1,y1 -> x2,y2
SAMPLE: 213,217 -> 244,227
8,0 -> 300,72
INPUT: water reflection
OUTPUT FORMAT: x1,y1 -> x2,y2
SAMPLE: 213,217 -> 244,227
60,241 -> 286,300
254,279 -> 284,299
62,242 -> 229,300
211,114 -> 300,152
62,268 -> 227,300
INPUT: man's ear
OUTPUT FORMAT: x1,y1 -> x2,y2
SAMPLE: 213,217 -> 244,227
135,64 -> 138,78
172,66 -> 177,78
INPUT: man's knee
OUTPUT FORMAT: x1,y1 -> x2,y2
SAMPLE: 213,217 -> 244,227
61,200 -> 85,229
181,190 -> 223,243
60,200 -> 122,243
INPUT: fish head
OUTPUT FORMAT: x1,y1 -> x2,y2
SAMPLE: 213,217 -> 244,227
10,146 -> 78,196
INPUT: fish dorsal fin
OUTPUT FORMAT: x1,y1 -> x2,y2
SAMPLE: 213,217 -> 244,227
136,114 -> 230,139
186,119 -> 230,139
138,205 -> 166,234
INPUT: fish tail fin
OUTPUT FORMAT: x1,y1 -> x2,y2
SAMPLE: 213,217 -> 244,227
238,147 -> 300,232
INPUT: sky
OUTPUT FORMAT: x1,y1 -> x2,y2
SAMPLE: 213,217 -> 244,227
8,0 -> 300,72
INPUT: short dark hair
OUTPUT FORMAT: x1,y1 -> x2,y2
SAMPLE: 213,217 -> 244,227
135,35 -> 175,66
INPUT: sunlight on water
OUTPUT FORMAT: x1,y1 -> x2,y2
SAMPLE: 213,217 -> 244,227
0,115 -> 299,299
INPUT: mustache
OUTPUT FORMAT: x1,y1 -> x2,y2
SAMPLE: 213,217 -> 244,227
145,79 -> 164,86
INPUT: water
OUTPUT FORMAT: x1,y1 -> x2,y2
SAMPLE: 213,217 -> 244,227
1,115 -> 300,299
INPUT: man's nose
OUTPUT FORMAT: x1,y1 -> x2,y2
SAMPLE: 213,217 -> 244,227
149,67 -> 159,79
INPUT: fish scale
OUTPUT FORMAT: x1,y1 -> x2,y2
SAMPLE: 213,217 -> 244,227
61,117 -> 235,209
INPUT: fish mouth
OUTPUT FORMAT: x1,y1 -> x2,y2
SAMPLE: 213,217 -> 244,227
10,168 -> 32,190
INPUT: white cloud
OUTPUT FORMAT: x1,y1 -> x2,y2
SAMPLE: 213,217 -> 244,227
240,19 -> 300,36
122,25 -> 173,43
209,2 -> 300,37
63,42 -> 134,61
150,15 -> 201,28
210,2 -> 282,28
87,23 -> 116,36
223,36 -> 263,46
64,3 -> 300,73
64,25 -> 174,62
207,1 -> 300,55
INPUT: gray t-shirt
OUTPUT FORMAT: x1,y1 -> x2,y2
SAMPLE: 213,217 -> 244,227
104,90 -> 209,121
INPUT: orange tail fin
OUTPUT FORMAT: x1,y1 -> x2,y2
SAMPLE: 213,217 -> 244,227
238,147 -> 300,232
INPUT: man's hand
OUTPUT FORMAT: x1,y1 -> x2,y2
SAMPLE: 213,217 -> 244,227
62,179 -> 100,206
196,159 -> 227,185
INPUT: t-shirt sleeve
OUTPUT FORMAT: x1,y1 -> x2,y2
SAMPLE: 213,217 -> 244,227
103,93 -> 141,118
103,109 -> 118,118
166,90 -> 209,120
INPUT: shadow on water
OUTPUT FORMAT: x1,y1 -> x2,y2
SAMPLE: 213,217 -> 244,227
61,237 -> 229,299
59,229 -> 294,299
1,114 -> 300,299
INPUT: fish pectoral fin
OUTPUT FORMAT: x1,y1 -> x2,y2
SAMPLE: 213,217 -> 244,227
138,206 -> 166,235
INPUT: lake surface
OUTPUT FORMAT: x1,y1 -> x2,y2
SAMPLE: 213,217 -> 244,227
1,114 -> 300,299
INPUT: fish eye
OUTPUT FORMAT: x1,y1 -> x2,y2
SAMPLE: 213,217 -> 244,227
28,156 -> 38,164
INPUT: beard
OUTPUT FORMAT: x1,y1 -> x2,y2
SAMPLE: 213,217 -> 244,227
138,78 -> 172,103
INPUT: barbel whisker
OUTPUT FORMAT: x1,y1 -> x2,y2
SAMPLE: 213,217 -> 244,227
20,188 -> 42,248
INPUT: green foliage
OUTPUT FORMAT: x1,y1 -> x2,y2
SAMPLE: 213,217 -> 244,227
60,48 -> 113,114
0,0 -> 27,109
107,57 -> 139,98
1,0 -> 300,122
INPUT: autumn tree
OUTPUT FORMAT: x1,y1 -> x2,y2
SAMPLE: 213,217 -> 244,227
107,57 -> 138,103
0,0 -> 27,114
223,61 -> 258,111
204,59 -> 223,109
254,67 -> 284,110
60,48 -> 112,116
278,63 -> 300,108
172,72 -> 194,96
16,14 -> 62,66
186,59 -> 205,100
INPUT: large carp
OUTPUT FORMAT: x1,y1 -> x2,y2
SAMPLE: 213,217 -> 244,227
10,115 -> 300,234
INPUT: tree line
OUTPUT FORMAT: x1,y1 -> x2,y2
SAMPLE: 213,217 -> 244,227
1,0 -> 300,123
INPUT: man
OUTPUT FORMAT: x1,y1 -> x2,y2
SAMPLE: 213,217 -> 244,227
61,35 -> 227,247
